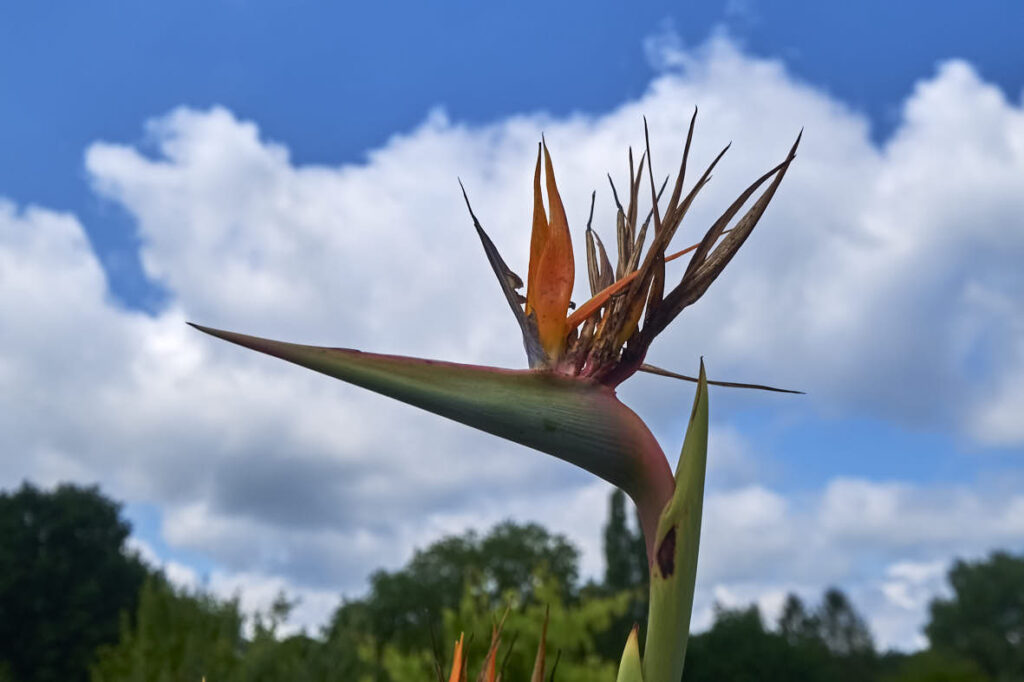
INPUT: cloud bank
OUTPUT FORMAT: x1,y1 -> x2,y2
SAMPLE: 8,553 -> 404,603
2,35 -> 1023,649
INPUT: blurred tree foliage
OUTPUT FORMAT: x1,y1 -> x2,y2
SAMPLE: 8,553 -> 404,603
880,650 -> 991,682
603,489 -> 646,592
434,575 -> 628,682
684,589 -> 877,682
89,562 -> 624,682
926,551 -> 1024,681
329,519 -> 579,665
0,483 -> 148,682
592,488 -> 648,661
3,483 -> 1022,681
91,577 -> 245,682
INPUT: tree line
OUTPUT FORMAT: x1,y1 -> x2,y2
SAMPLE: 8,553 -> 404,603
1,483 -> 1021,681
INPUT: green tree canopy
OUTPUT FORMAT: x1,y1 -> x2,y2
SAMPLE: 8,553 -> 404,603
327,520 -> 579,660
0,483 -> 149,682
778,594 -> 819,645
926,551 -> 1024,681
685,604 -> 832,682
91,577 -> 245,682
92,578 -> 372,682
881,650 -> 991,682
818,587 -> 875,656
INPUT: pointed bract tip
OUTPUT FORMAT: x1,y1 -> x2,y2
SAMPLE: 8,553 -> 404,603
458,179 -> 480,221
791,129 -> 803,154
188,321 -> 220,338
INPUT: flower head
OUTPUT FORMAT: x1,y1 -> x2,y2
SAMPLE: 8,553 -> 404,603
191,113 -> 801,682
190,113 -> 799,562
464,113 -> 800,387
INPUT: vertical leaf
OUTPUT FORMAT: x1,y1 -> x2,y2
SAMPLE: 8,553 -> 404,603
643,361 -> 709,682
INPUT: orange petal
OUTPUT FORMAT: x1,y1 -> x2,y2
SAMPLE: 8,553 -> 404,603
525,145 -> 548,316
448,632 -> 465,682
565,237 -> 710,331
531,142 -> 575,360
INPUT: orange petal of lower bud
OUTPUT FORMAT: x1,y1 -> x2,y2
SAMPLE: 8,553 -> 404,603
448,632 -> 465,682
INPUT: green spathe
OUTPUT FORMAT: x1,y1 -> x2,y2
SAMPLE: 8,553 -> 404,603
188,323 -> 674,559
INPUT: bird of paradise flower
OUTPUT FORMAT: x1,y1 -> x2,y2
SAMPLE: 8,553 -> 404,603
191,111 -> 800,681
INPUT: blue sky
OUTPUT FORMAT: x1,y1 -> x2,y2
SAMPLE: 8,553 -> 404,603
5,0 -> 1023,309
2,0 -> 1023,649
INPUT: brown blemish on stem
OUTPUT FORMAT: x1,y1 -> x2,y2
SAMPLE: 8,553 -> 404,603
656,525 -> 677,577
